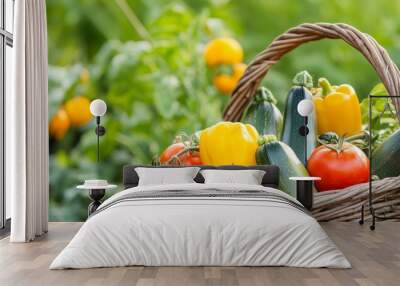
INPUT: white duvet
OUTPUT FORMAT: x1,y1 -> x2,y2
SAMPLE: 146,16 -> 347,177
50,183 -> 350,269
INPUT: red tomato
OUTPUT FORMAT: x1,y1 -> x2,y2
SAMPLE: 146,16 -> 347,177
159,143 -> 202,166
159,143 -> 186,164
307,142 -> 369,191
183,154 -> 202,165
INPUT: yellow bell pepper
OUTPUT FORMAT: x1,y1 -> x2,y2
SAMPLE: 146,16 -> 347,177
199,122 -> 259,165
313,78 -> 362,136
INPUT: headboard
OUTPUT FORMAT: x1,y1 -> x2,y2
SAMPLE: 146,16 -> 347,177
123,165 -> 280,189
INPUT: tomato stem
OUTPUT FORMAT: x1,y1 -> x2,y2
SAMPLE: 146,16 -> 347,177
318,131 -> 369,154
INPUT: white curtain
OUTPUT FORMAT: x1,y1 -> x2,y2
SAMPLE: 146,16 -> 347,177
8,0 -> 49,242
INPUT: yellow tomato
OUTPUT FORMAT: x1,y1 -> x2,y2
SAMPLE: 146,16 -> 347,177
64,96 -> 92,127
213,63 -> 247,94
49,108 -> 70,140
80,68 -> 90,85
204,37 -> 243,67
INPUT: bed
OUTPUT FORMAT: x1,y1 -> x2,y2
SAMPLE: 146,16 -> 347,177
50,165 -> 350,269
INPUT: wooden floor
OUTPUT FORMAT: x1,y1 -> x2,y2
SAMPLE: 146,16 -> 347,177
0,222 -> 399,286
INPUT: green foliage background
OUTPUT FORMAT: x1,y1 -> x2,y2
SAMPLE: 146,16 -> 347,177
47,0 -> 400,221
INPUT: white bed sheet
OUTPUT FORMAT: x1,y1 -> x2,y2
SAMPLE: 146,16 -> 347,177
50,183 -> 350,269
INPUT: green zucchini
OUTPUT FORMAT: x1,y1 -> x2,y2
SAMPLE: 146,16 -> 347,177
372,129 -> 400,178
281,71 -> 317,165
256,135 -> 309,197
241,87 -> 283,137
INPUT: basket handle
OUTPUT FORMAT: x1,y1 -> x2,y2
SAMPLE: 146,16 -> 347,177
223,23 -> 400,121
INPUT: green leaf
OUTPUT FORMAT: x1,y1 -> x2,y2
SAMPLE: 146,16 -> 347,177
370,83 -> 388,96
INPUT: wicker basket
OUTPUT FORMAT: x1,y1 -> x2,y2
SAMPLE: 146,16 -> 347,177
223,23 -> 400,221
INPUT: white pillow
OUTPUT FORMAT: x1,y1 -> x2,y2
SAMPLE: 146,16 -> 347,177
200,169 -> 266,185
135,167 -> 200,186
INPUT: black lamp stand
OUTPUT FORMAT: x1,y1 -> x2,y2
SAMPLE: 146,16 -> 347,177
299,116 -> 309,165
87,116 -> 107,216
295,180 -> 313,210
95,116 -> 106,163
88,189 -> 106,216
297,116 -> 314,209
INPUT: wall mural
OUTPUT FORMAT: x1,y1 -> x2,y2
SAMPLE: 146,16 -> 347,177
47,0 -> 400,221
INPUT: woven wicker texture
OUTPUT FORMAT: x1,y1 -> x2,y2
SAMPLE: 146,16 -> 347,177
223,23 -> 400,121
312,176 -> 400,221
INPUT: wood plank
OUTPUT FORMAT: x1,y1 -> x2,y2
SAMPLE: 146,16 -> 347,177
0,222 -> 399,286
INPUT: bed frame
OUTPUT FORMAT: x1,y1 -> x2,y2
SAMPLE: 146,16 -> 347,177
123,165 -> 280,189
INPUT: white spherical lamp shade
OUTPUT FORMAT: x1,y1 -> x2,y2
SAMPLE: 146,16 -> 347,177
90,99 -> 107,117
297,99 -> 314,117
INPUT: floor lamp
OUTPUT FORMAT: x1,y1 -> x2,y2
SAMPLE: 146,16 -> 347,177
90,99 -> 107,163
297,99 -> 314,165
359,94 -> 400,230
